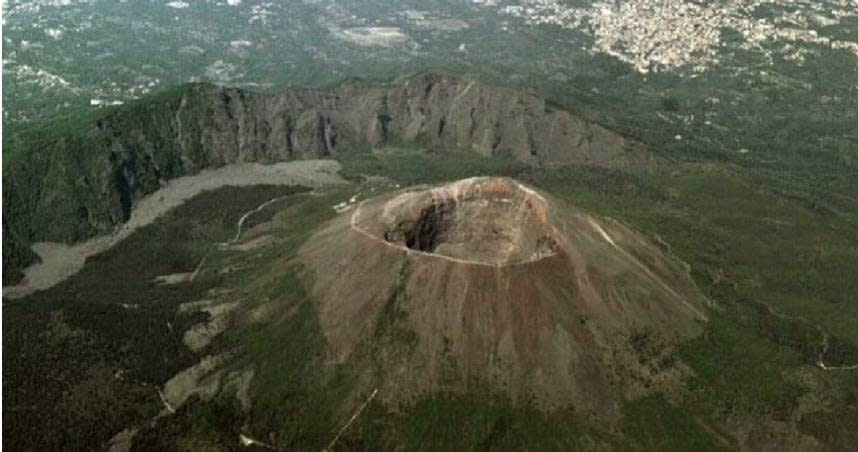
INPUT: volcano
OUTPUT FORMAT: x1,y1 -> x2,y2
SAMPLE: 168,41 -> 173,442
298,177 -> 709,419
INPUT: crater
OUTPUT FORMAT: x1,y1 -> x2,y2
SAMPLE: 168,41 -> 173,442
355,178 -> 559,265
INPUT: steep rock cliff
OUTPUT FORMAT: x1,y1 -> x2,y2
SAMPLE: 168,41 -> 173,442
2,73 -> 653,281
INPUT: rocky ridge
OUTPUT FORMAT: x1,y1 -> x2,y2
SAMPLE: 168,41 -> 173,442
3,72 -> 652,282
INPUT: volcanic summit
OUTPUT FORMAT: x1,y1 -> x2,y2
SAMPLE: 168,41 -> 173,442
299,177 -> 709,418
359,177 -> 558,265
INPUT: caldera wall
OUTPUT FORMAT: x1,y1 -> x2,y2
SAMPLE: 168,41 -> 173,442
3,73 -> 654,281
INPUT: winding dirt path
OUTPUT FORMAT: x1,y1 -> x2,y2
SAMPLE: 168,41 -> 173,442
225,194 -> 293,245
187,193 -> 296,283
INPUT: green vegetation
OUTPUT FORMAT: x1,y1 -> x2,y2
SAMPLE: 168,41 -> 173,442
336,145 -> 528,187
330,144 -> 858,447
2,184 -> 302,451
130,394 -> 244,450
2,82 -> 208,163
5,0 -> 858,446
351,395 -> 598,451
620,395 -> 728,452
799,405 -> 858,451
369,260 -> 419,350
203,188 -> 356,449
1,81 -> 220,280
5,141 -> 857,449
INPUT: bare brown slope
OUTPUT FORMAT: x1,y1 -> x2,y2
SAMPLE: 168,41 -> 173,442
298,178 -> 708,421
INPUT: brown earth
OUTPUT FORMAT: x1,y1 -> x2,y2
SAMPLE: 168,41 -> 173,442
298,177 -> 709,421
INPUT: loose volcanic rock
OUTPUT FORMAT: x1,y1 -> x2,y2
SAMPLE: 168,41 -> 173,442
298,177 -> 709,421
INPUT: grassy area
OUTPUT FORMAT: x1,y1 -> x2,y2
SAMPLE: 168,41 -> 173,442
1,184 -> 309,451
335,145 -> 528,186
619,395 -> 729,452
197,187 -> 358,449
350,394 -> 601,451
2,82 -> 209,164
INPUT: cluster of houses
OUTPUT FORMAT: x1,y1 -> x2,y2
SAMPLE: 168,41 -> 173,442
493,0 -> 858,74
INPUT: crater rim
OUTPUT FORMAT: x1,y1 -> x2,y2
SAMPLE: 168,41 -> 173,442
352,177 -> 561,266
